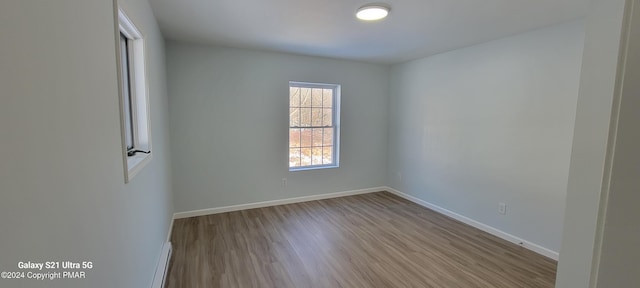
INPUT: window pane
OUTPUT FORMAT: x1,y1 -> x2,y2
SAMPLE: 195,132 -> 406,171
301,148 -> 312,166
312,88 -> 323,107
322,89 -> 333,107
120,34 -> 134,150
289,108 -> 300,127
300,108 -> 311,127
322,108 -> 332,126
290,87 -> 300,107
289,128 -> 300,148
312,147 -> 323,165
289,148 -> 301,167
300,128 -> 312,147
323,146 -> 333,164
323,128 -> 333,146
312,128 -> 323,147
300,88 -> 312,107
311,108 -> 323,126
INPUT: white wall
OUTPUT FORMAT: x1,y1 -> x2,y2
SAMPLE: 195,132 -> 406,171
0,0 -> 173,287
555,0 -> 631,287
387,21 -> 585,254
166,42 -> 389,212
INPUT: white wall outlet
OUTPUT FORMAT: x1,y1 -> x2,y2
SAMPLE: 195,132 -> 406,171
498,202 -> 507,215
282,178 -> 287,187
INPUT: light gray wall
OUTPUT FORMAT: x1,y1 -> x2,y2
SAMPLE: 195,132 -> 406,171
0,0 -> 173,287
387,21 -> 585,253
554,0 -> 628,287
166,42 -> 389,212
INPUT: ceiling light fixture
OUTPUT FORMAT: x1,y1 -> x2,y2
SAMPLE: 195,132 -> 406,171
356,4 -> 390,21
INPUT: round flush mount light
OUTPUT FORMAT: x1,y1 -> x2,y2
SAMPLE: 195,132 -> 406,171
356,4 -> 390,21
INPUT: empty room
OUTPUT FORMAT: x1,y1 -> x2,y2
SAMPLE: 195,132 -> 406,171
1,0 -> 639,287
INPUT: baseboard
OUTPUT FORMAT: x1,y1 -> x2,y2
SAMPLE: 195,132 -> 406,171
173,187 -> 386,219
170,186 -> 558,260
165,217 -> 174,243
385,187 -> 559,261
151,242 -> 172,288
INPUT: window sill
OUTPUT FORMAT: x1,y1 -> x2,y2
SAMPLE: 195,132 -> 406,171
289,164 -> 339,172
125,152 -> 152,183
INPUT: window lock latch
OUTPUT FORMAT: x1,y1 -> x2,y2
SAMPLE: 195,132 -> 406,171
127,150 -> 151,157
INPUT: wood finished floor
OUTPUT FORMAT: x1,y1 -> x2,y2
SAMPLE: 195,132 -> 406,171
166,192 -> 557,288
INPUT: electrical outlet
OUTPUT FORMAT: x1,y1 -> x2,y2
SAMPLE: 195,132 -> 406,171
282,178 -> 287,187
498,202 -> 507,215
397,171 -> 402,182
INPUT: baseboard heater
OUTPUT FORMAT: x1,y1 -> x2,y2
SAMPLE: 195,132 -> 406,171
152,242 -> 172,288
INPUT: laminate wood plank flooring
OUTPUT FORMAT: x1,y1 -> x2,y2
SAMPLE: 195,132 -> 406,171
166,192 -> 557,288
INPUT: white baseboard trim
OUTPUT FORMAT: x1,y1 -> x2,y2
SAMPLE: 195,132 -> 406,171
173,187 -> 386,219
385,187 -> 559,261
165,217 -> 174,243
151,242 -> 172,288
169,186 -> 558,260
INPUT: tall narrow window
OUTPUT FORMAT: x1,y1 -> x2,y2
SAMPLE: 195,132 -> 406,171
289,82 -> 340,170
118,9 -> 152,182
120,32 -> 135,151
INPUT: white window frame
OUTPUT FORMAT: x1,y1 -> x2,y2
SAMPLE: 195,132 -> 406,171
288,81 -> 341,171
117,9 -> 152,183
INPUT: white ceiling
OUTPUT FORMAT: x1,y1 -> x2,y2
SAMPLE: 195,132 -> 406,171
147,0 -> 589,64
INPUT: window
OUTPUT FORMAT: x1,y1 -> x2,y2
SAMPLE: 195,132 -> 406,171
289,82 -> 340,170
118,9 -> 152,182
120,32 -> 135,151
